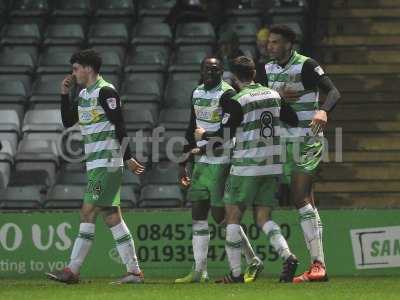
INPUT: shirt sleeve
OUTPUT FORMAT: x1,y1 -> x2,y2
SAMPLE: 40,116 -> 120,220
60,94 -> 79,128
183,89 -> 197,153
202,89 -> 243,141
98,86 -> 133,162
302,58 -> 341,113
301,58 -> 328,90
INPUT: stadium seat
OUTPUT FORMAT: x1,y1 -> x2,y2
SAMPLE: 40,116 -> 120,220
0,132 -> 19,156
56,170 -> 87,185
22,109 -> 63,134
126,129 -> 152,163
1,23 -> 42,45
0,110 -> 21,134
158,108 -> 191,130
43,24 -> 85,46
120,185 -> 137,208
15,139 -> 59,166
88,23 -> 129,45
131,22 -> 172,45
36,51 -> 73,74
158,129 -> 187,161
0,157 -> 11,189
143,161 -> 180,186
123,103 -> 159,124
30,75 -> 66,105
138,185 -> 183,208
163,78 -> 198,108
123,108 -> 155,132
44,184 -> 85,208
15,139 -> 59,186
10,0 -> 50,17
0,80 -> 27,105
52,0 -> 93,17
227,15 -> 262,28
175,22 -> 216,46
43,45 -> 81,55
0,185 -> 44,209
170,72 -> 200,82
0,51 -> 35,75
122,171 -> 141,193
124,48 -> 168,73
1,45 -> 39,63
226,7 -> 261,19
220,22 -> 257,44
91,44 -> 126,60
95,0 -> 135,18
139,0 -> 176,17
92,50 -> 122,74
0,0 -> 10,16
121,77 -> 162,105
0,74 -> 31,90
62,162 -> 85,172
169,47 -> 209,72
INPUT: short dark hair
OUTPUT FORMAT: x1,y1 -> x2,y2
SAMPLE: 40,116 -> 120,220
269,24 -> 296,44
231,56 -> 255,81
70,49 -> 102,73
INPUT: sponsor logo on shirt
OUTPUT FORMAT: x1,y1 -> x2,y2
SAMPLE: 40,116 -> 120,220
314,66 -> 325,76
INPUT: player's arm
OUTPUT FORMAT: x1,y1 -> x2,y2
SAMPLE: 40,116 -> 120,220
280,97 -> 299,127
302,58 -> 341,134
302,58 -> 341,112
98,86 -> 145,175
202,89 -> 242,140
182,100 -> 197,156
195,89 -> 243,155
178,91 -> 197,187
60,75 -> 78,128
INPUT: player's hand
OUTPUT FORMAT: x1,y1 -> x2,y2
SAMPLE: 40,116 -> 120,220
179,166 -> 191,188
310,110 -> 327,135
194,127 -> 206,141
279,89 -> 302,101
126,158 -> 145,175
190,147 -> 201,155
61,74 -> 75,95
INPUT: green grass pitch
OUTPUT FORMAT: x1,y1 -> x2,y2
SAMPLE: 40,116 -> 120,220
1,277 -> 399,300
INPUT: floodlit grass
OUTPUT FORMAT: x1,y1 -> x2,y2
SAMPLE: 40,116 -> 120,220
1,277 -> 399,300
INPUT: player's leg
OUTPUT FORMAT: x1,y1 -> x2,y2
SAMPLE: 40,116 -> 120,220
175,163 -> 211,283
46,183 -> 101,283
215,203 -> 246,283
292,172 -> 327,283
209,168 -> 260,272
175,201 -> 210,283
216,175 -> 259,283
253,177 -> 298,282
102,206 -> 143,284
278,141 -> 293,206
254,205 -> 297,283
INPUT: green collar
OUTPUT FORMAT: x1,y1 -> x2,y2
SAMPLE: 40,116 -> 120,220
242,82 -> 261,90
86,76 -> 102,94
204,80 -> 222,92
276,50 -> 298,69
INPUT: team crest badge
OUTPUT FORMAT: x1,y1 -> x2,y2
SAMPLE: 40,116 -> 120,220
106,97 -> 117,110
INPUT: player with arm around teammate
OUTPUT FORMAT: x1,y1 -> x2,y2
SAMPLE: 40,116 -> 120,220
194,56 -> 300,283
175,57 -> 263,284
265,25 -> 341,283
